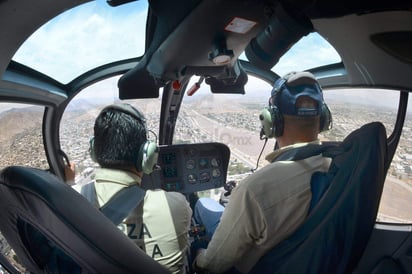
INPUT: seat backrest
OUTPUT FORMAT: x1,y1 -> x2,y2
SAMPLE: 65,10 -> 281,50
251,122 -> 388,274
0,166 -> 169,274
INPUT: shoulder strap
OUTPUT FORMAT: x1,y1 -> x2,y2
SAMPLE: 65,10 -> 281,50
272,142 -> 341,162
81,183 -> 146,225
100,185 -> 146,225
272,142 -> 343,215
80,182 -> 98,207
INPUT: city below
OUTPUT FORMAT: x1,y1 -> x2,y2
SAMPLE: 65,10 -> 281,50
0,95 -> 411,270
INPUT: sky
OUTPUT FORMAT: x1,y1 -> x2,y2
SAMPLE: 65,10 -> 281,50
13,0 -> 148,83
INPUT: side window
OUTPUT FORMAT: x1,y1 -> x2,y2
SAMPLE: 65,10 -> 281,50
322,89 -> 411,224
0,103 -> 48,170
59,76 -> 161,184
379,107 -> 412,223
321,89 -> 397,140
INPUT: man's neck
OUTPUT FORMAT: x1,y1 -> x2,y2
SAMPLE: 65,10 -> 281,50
276,133 -> 318,148
115,166 -> 143,178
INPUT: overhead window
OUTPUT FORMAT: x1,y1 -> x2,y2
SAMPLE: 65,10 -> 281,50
12,1 -> 148,84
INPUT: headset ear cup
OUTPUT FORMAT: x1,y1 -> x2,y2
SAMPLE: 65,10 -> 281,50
259,108 -> 274,139
259,106 -> 284,138
137,141 -> 159,174
320,103 -> 332,132
89,137 -> 96,162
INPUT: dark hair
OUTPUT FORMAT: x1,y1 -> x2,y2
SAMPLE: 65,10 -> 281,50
93,106 -> 147,169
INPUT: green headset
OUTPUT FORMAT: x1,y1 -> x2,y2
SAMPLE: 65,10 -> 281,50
89,104 -> 159,174
259,73 -> 332,139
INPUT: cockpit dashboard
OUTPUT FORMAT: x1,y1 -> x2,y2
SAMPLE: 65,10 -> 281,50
141,143 -> 230,194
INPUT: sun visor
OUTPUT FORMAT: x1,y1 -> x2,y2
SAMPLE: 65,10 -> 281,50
118,62 -> 160,99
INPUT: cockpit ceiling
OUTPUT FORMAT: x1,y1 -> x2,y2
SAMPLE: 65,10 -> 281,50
119,0 -> 412,98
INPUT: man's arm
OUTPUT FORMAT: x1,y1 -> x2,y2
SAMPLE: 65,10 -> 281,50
194,184 -> 264,273
64,162 -> 76,184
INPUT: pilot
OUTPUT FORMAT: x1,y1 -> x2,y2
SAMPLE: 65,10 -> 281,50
193,71 -> 332,273
80,103 -> 192,274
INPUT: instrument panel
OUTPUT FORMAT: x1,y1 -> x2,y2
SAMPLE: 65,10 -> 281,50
141,142 -> 230,193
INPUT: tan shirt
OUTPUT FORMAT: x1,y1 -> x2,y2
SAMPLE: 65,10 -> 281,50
93,168 -> 192,274
196,141 -> 331,273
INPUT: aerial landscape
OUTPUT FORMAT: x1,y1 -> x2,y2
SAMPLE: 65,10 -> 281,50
0,91 -> 411,269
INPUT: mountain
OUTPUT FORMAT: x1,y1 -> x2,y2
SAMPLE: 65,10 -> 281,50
0,107 -> 43,144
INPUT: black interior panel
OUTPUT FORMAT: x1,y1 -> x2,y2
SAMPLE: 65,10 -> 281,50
141,142 -> 230,193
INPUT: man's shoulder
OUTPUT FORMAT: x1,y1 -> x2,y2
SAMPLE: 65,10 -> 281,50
147,189 -> 188,203
241,162 -> 288,185
165,191 -> 190,206
236,160 -> 307,197
145,189 -> 192,217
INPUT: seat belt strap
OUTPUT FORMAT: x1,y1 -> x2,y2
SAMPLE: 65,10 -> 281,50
81,183 -> 146,225
272,143 -> 340,162
81,182 -> 98,207
100,185 -> 146,225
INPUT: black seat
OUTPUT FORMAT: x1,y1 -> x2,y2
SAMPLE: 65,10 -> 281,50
251,122 -> 388,274
0,166 -> 169,274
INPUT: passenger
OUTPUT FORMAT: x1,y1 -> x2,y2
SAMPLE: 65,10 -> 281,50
193,71 -> 332,273
79,103 -> 192,274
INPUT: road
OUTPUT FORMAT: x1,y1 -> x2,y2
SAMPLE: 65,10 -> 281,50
185,108 -> 272,169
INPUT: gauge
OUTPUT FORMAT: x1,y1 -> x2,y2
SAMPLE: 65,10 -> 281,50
211,157 -> 220,167
187,174 -> 197,184
186,159 -> 196,169
199,158 -> 209,169
212,168 -> 221,177
200,172 -> 210,183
